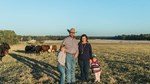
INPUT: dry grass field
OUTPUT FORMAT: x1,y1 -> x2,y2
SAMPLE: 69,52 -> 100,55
0,40 -> 150,84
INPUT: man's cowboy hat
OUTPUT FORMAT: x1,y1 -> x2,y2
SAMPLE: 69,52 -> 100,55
67,28 -> 77,33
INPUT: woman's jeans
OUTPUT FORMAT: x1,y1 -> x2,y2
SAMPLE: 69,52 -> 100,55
78,59 -> 90,81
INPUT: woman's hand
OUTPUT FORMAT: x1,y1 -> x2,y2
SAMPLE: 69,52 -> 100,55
74,52 -> 78,59
89,59 -> 92,64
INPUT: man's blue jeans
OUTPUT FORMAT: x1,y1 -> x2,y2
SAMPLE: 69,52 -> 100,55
58,64 -> 65,84
66,53 -> 76,83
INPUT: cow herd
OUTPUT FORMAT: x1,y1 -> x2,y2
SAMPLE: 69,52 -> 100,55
0,42 -> 57,62
25,44 -> 57,55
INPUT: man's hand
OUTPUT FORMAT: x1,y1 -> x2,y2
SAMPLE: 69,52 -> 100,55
61,47 -> 66,52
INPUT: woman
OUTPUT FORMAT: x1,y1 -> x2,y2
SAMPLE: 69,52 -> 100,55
78,34 -> 92,83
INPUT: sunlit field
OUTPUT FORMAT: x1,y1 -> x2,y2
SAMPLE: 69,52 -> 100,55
0,42 -> 150,84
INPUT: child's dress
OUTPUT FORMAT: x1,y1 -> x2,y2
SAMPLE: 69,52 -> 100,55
91,60 -> 101,82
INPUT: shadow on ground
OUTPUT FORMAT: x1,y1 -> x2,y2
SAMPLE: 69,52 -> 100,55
9,53 -> 59,83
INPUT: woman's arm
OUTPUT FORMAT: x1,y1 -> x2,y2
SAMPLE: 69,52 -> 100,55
89,43 -> 92,59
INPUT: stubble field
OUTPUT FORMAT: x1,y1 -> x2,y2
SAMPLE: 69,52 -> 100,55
0,40 -> 150,84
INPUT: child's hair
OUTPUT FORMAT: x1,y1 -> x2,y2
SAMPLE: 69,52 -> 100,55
59,44 -> 65,50
92,56 -> 97,60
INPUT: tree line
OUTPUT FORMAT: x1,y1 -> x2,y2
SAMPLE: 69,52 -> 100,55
112,34 -> 150,40
0,30 -> 19,44
0,30 -> 150,44
19,34 -> 150,41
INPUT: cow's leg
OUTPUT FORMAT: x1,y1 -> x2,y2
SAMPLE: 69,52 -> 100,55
36,53 -> 39,56
36,51 -> 40,56
0,56 -> 2,61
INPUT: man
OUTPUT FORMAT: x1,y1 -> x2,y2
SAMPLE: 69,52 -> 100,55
62,28 -> 78,84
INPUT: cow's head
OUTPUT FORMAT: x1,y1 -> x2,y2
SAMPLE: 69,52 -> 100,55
1,42 -> 11,54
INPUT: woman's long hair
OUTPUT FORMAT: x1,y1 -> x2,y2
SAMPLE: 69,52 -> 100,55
79,34 -> 88,44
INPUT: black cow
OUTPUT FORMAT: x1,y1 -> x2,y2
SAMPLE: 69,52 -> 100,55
0,42 -> 11,61
35,45 -> 42,55
25,45 -> 35,54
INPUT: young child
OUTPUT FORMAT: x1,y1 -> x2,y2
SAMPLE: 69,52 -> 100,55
90,54 -> 102,83
57,45 -> 66,84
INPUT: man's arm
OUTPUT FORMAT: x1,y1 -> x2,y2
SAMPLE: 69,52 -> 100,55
74,40 -> 79,58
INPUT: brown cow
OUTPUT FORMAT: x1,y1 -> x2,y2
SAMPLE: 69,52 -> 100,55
41,45 -> 50,53
49,45 -> 57,53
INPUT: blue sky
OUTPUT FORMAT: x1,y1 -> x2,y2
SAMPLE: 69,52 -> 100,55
0,0 -> 150,36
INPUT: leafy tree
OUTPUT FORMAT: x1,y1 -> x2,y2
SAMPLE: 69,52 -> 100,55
0,30 -> 19,44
